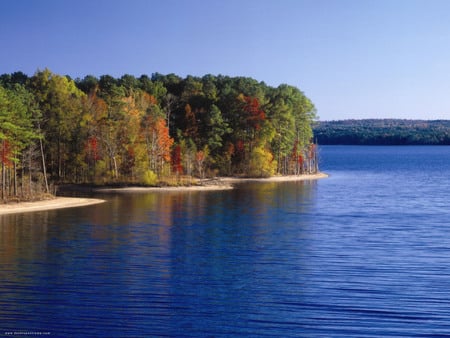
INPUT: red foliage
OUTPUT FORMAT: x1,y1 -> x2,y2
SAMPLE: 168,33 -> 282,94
172,145 -> 183,174
1,140 -> 12,167
243,96 -> 266,130
236,140 -> 245,153
184,104 -> 198,140
291,141 -> 298,159
127,145 -> 135,160
86,136 -> 100,161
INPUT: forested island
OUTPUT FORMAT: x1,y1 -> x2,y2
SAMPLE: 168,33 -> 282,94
314,119 -> 450,145
0,69 -> 318,201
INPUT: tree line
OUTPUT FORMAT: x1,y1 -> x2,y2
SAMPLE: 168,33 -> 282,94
314,119 -> 450,145
0,69 -> 318,201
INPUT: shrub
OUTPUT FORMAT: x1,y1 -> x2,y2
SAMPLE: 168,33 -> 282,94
142,170 -> 158,186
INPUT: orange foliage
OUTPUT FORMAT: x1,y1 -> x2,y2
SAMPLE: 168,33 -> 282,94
142,92 -> 158,106
85,92 -> 108,121
154,118 -> 173,162
196,150 -> 205,162
142,116 -> 173,166
226,142 -> 235,156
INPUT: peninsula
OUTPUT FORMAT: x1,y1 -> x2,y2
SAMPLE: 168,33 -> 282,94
1,70 -> 320,205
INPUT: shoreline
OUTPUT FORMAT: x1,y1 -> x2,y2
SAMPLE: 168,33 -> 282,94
0,197 -> 105,215
0,173 -> 327,214
96,172 -> 329,193
96,184 -> 234,193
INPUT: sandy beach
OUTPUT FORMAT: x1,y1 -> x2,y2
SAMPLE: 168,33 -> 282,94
0,197 -> 105,215
219,172 -> 329,183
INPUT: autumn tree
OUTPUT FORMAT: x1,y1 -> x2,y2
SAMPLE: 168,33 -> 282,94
142,115 -> 173,177
183,103 -> 198,143
195,145 -> 209,178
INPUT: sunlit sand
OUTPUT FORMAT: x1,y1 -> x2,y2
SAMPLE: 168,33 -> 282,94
0,197 -> 105,215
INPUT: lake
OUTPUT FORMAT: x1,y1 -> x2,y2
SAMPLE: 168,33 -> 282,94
2,145 -> 450,337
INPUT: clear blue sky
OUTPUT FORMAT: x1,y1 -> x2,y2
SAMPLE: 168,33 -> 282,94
2,0 -> 450,120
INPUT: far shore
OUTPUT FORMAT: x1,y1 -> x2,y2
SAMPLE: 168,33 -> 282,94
0,173 -> 327,215
0,197 -> 105,215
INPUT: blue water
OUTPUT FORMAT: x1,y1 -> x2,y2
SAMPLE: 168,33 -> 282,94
2,146 -> 450,337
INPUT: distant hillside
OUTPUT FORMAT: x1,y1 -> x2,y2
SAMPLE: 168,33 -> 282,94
313,119 -> 450,145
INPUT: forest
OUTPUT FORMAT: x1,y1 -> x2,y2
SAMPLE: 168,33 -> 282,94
314,119 -> 450,145
0,69 -> 318,201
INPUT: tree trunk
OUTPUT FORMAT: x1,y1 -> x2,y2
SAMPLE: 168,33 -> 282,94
21,154 -> 24,197
37,124 -> 50,194
13,160 -> 17,197
29,147 -> 33,196
1,161 -> 4,201
40,137 -> 49,194
112,156 -> 118,179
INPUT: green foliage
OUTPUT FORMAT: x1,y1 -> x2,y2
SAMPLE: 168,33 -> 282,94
0,82 -> 42,200
0,84 -> 38,155
29,69 -> 86,180
205,104 -> 231,154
